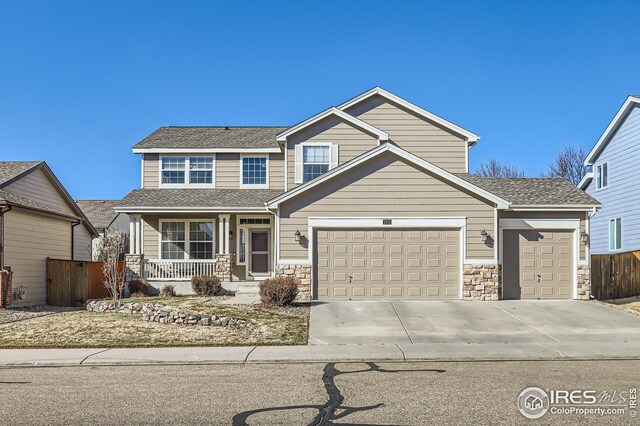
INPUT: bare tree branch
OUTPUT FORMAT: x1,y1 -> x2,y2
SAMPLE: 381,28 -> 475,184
475,159 -> 525,178
97,231 -> 127,307
541,146 -> 586,186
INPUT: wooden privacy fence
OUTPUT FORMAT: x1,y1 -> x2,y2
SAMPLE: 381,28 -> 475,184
46,258 -> 125,306
591,251 -> 640,300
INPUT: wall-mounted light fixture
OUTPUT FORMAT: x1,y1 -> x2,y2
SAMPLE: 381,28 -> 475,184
581,232 -> 589,244
480,229 -> 488,243
294,229 -> 301,242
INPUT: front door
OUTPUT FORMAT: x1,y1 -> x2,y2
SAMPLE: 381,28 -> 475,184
250,230 -> 270,275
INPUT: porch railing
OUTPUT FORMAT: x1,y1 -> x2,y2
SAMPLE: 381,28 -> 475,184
144,259 -> 217,280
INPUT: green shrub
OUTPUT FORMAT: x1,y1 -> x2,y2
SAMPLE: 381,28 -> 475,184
160,284 -> 176,297
259,276 -> 299,307
191,275 -> 222,296
128,279 -> 150,296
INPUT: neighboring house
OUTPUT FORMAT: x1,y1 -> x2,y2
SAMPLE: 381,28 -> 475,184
76,200 -> 130,260
0,161 -> 97,306
117,87 -> 599,300
580,95 -> 640,255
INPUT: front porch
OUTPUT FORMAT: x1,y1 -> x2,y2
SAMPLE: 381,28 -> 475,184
127,212 -> 276,291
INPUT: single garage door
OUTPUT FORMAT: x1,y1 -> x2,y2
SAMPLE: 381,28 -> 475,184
503,229 -> 573,299
315,228 -> 460,300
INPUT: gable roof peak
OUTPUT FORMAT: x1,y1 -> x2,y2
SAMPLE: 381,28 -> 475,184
336,87 -> 480,144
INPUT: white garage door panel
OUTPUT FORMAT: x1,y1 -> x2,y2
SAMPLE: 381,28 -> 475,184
316,228 -> 460,300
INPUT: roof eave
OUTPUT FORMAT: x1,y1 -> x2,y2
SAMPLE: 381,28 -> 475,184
266,143 -> 510,209
132,147 -> 282,154
276,107 -> 389,142
584,96 -> 640,165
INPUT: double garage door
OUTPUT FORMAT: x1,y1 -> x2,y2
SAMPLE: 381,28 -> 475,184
316,228 -> 460,300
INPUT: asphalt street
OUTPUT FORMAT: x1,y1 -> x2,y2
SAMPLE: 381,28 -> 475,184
0,360 -> 638,425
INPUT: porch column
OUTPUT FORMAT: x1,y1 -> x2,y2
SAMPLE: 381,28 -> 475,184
219,214 -> 231,254
129,216 -> 135,254
129,214 -> 142,255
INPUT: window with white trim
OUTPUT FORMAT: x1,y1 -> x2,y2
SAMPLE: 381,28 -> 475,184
160,220 -> 215,259
303,145 -> 330,182
237,228 -> 246,264
596,163 -> 608,189
609,218 -> 621,251
161,156 -> 214,186
241,156 -> 268,187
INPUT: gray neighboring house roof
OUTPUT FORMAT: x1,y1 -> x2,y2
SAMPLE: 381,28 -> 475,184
76,200 -> 122,231
132,127 -> 288,150
0,161 -> 43,185
117,189 -> 284,210
455,174 -> 601,207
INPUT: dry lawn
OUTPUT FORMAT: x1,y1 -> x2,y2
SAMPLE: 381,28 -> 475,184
0,297 -> 309,349
603,295 -> 640,317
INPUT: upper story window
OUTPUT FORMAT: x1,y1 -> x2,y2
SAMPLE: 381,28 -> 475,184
596,163 -> 608,189
609,218 -> 622,251
241,156 -> 268,188
161,156 -> 214,187
303,145 -> 330,182
294,142 -> 338,184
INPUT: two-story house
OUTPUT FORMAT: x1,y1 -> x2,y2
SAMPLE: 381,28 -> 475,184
117,87 -> 599,301
580,95 -> 640,255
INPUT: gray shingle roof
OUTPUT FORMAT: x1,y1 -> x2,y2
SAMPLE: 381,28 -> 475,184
76,200 -> 121,230
117,189 -> 285,209
0,188 -> 74,217
455,174 -> 601,206
0,161 -> 42,186
132,127 -> 287,150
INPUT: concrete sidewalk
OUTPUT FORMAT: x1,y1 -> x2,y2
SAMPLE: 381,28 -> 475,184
2,340 -> 640,367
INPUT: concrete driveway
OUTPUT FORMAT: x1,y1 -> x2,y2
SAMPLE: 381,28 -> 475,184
309,300 -> 640,345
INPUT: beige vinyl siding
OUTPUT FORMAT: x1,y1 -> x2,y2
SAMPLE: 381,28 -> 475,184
143,154 -> 159,188
73,224 -> 93,261
269,153 -> 285,190
344,94 -> 468,173
216,153 -> 240,189
287,115 -> 378,189
279,152 -> 495,260
498,210 -> 587,260
4,169 -> 75,215
142,215 -> 160,259
4,210 -> 72,305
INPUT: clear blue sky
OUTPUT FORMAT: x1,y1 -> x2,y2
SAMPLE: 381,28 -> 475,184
1,0 -> 639,199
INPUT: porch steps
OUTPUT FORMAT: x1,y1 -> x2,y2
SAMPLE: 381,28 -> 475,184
236,281 -> 261,296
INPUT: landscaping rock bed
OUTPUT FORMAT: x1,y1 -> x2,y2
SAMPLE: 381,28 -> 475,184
85,300 -> 251,328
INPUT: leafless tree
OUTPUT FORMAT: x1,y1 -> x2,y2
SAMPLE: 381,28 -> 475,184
98,231 -> 127,306
541,146 -> 586,186
475,159 -> 525,178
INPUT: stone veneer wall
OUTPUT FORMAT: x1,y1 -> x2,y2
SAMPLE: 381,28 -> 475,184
0,268 -> 13,307
577,264 -> 590,300
463,264 -> 501,301
125,254 -> 144,283
276,264 -> 312,301
215,254 -> 232,282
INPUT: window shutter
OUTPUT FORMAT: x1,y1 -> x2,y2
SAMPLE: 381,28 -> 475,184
330,144 -> 339,169
294,144 -> 303,184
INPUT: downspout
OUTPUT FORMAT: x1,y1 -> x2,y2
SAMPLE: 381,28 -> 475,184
71,219 -> 81,260
0,206 -> 12,270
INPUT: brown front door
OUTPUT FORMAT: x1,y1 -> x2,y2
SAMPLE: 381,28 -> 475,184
250,230 -> 270,274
